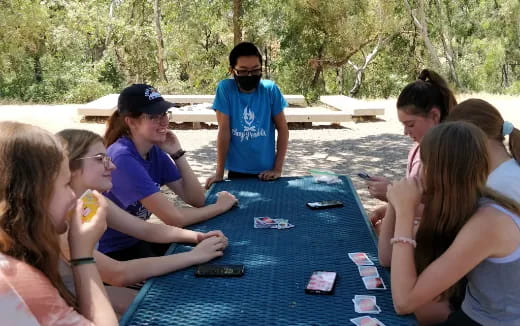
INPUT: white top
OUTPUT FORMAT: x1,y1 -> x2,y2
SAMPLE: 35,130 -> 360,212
487,159 -> 520,202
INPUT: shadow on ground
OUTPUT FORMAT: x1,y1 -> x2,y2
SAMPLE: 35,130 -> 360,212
165,133 -> 412,215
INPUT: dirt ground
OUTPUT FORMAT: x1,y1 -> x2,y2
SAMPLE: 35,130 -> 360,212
1,94 -> 518,215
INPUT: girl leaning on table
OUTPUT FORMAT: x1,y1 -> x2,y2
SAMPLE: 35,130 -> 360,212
387,121 -> 520,326
56,129 -> 230,315
366,69 -> 457,227
0,121 -> 117,326
100,84 -> 237,261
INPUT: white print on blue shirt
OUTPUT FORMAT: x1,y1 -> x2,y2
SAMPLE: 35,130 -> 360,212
231,106 -> 267,142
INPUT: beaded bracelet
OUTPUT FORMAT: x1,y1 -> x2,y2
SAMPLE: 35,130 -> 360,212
390,236 -> 417,248
170,149 -> 186,161
70,257 -> 96,266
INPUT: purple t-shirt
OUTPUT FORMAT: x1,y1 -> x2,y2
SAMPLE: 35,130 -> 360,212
99,137 -> 181,254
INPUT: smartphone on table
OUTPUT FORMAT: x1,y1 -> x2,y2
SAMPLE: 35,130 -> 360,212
195,264 -> 245,277
305,271 -> 338,295
306,200 -> 344,210
357,172 -> 372,180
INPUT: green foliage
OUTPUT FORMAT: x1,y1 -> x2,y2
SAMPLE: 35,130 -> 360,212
0,0 -> 518,103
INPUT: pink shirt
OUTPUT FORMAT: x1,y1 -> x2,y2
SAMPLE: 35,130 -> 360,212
0,254 -> 92,326
406,142 -> 422,179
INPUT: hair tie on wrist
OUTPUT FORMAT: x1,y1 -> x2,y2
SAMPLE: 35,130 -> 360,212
502,121 -> 514,136
70,257 -> 96,266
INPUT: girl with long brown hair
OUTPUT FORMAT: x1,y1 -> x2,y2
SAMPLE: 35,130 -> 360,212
0,121 -> 117,325
368,69 -> 457,226
388,122 -> 520,325
447,98 -> 520,202
56,129 -> 230,313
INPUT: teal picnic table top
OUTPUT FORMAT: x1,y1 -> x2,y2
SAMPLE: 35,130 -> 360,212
120,176 -> 416,326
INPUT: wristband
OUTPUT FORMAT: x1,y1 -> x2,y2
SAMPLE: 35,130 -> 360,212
70,257 -> 96,266
390,236 -> 417,248
170,149 -> 186,161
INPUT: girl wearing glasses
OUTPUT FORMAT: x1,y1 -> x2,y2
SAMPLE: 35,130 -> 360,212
0,121 -> 117,325
101,84 -> 237,261
56,128 -> 230,315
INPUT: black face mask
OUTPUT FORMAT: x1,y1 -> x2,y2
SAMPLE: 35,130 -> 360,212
234,74 -> 261,91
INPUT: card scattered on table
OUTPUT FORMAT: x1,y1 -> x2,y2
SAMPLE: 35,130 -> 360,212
253,217 -> 294,229
358,266 -> 380,277
348,252 -> 374,266
362,276 -> 387,290
350,316 -> 386,326
352,295 -> 381,314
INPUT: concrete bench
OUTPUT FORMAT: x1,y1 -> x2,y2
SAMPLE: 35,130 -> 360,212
77,94 -> 306,117
319,95 -> 385,119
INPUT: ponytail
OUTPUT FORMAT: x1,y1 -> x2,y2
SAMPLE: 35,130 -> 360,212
104,111 -> 140,147
398,69 -> 457,121
509,127 -> 520,163
448,98 -> 520,164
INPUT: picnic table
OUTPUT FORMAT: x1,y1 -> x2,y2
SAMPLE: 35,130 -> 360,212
119,176 -> 416,326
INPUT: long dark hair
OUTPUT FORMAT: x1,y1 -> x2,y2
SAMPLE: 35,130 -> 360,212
415,121 -> 520,300
0,121 -> 77,309
397,69 -> 457,121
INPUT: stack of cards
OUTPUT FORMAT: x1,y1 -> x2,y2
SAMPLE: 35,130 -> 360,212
350,316 -> 386,326
348,252 -> 387,290
352,295 -> 381,314
253,217 -> 294,229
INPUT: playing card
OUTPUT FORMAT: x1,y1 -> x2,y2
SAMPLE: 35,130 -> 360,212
362,276 -> 387,290
352,295 -> 380,314
254,217 -> 294,229
358,266 -> 380,277
371,318 -> 386,326
350,316 -> 379,326
348,252 -> 374,266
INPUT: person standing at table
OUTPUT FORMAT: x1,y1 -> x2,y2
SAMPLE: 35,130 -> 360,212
368,69 -> 457,226
101,84 -> 237,261
387,122 -> 520,326
205,42 -> 289,189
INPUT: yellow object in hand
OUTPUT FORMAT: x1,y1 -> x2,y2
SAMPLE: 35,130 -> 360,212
79,189 -> 99,223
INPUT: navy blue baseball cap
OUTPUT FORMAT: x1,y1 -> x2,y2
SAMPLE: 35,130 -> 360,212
117,84 -> 174,115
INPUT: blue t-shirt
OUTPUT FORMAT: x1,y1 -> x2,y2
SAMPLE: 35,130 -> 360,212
99,137 -> 181,253
213,78 -> 288,174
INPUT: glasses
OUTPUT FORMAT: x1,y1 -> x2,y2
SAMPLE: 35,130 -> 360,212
143,112 -> 170,123
75,153 -> 113,169
233,68 -> 262,77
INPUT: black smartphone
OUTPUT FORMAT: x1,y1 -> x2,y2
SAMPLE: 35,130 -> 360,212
305,271 -> 337,295
195,264 -> 245,277
306,200 -> 344,209
357,172 -> 372,180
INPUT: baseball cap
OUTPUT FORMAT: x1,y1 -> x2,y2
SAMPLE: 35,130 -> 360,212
117,84 -> 174,115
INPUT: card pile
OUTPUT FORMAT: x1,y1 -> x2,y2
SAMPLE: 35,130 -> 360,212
253,217 -> 294,229
348,253 -> 387,290
352,295 -> 381,314
350,316 -> 386,326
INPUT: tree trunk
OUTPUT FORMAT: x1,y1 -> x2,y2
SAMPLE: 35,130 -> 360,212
434,0 -> 462,88
153,0 -> 168,82
33,55 -> 43,83
348,37 -> 383,96
105,0 -> 117,47
403,0 -> 442,70
233,0 -> 242,45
